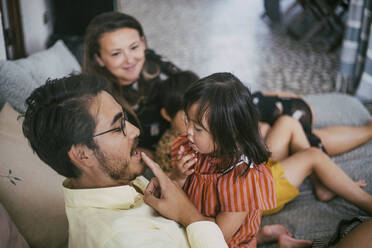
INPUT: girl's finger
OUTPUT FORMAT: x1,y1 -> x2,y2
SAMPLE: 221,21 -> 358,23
184,169 -> 194,176
183,157 -> 197,171
179,153 -> 195,165
176,146 -> 185,160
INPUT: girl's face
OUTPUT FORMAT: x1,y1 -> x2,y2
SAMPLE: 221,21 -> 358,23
95,27 -> 146,86
186,103 -> 215,154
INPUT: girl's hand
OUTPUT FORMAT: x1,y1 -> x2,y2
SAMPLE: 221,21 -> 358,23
170,145 -> 197,187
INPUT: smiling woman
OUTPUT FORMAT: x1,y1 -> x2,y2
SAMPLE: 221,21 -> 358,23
83,12 -> 181,151
95,28 -> 146,87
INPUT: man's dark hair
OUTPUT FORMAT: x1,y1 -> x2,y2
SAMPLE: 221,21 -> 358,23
22,74 -> 110,178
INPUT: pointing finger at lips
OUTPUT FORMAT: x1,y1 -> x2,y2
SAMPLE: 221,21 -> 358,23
141,152 -> 170,186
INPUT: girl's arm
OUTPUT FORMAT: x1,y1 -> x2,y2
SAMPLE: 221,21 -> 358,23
205,212 -> 248,242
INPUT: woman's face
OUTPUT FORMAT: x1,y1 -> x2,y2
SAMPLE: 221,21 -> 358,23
186,103 -> 215,154
96,27 -> 146,86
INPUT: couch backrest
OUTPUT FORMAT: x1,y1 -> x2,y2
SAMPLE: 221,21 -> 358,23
0,103 -> 68,248
0,40 -> 81,113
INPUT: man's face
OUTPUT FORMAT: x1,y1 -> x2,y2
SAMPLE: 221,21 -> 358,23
89,91 -> 145,184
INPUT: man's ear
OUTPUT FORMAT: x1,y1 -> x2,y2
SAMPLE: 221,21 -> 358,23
95,54 -> 105,67
160,108 -> 172,122
68,144 -> 95,168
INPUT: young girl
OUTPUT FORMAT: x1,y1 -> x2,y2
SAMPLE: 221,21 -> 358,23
171,72 -> 372,248
153,71 -> 199,172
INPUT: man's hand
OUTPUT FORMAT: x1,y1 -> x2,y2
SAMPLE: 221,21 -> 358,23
141,152 -> 206,227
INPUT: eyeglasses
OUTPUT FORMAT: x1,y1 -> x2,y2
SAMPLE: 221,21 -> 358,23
92,110 -> 128,138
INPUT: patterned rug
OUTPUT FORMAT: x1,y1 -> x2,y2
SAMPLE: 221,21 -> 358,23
120,0 -> 371,114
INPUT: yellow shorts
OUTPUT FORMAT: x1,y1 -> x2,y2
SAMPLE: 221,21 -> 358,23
263,160 -> 299,216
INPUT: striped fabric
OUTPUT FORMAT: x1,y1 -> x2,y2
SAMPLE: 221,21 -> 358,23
338,0 -> 372,102
172,135 -> 276,248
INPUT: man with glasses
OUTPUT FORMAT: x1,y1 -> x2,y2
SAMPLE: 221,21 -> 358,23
22,74 -> 227,248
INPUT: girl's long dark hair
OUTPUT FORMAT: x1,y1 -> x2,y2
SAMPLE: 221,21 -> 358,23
183,72 -> 271,173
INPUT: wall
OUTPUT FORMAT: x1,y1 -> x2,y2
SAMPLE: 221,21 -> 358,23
0,10 -> 6,59
19,0 -> 53,55
10,0 -> 117,56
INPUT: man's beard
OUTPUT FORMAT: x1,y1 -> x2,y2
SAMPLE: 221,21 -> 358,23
96,149 -> 130,181
95,138 -> 140,182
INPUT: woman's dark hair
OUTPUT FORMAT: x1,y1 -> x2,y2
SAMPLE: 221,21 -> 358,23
183,72 -> 271,173
148,70 -> 199,119
22,74 -> 110,178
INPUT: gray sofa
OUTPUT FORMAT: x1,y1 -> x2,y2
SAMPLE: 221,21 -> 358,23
0,41 -> 371,248
0,40 -> 79,248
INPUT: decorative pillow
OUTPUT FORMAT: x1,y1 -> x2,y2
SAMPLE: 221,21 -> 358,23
303,93 -> 371,128
0,103 -> 68,248
0,40 -> 81,113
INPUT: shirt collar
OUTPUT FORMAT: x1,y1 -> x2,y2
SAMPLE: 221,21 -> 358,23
63,176 -> 149,210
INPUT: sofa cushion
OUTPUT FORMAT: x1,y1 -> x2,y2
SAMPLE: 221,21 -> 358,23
0,103 -> 68,248
0,40 -> 81,113
0,203 -> 30,248
303,93 -> 371,127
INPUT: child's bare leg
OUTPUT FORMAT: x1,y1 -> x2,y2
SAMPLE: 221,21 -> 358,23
278,235 -> 312,248
313,120 -> 372,156
310,174 -> 367,202
280,148 -> 372,215
264,117 -> 334,201
256,224 -> 292,243
265,116 -> 310,161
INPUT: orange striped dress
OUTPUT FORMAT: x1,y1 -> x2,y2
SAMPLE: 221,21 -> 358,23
172,135 -> 276,248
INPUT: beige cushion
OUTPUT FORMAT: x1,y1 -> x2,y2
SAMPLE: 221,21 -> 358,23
0,103 -> 68,248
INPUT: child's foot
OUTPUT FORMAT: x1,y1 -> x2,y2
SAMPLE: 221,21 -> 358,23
367,120 -> 372,138
315,180 -> 367,202
256,224 -> 292,244
278,234 -> 312,248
